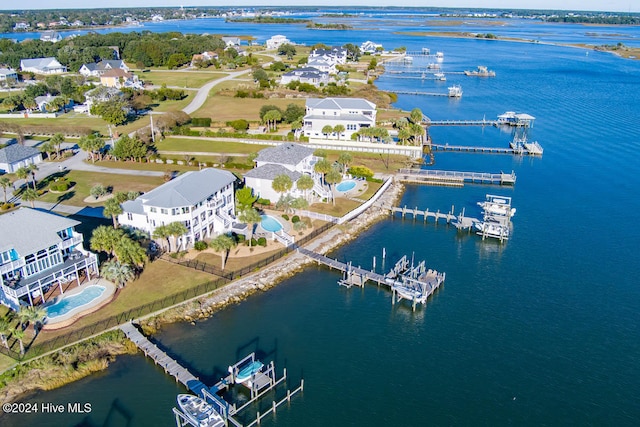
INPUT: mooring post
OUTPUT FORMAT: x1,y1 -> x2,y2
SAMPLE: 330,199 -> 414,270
373,256 -> 376,271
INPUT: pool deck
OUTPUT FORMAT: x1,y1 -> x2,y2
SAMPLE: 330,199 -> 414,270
42,279 -> 117,330
257,212 -> 291,234
334,179 -> 367,198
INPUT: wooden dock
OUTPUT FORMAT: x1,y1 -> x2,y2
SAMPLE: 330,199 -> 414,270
424,119 -> 500,126
397,168 -> 516,186
431,143 -> 542,155
120,322 -> 208,396
390,205 -> 479,230
297,247 -> 392,286
394,90 -> 448,97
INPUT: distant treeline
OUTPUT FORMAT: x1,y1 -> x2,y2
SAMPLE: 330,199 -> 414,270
546,16 -> 640,25
226,16 -> 310,24
0,32 -> 227,70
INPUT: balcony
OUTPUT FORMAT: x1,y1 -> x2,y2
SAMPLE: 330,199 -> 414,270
60,234 -> 83,250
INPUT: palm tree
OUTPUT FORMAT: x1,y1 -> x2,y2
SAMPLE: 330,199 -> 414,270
16,306 -> 33,330
0,176 -> 12,204
322,125 -> 333,139
166,221 -> 188,252
333,124 -> 345,140
209,234 -> 237,270
21,188 -> 38,208
263,109 -> 282,132
22,97 -> 37,113
152,224 -> 171,252
398,128 -> 411,145
11,327 -> 25,356
15,166 -> 30,189
114,237 -> 147,268
296,174 -> 314,201
410,107 -> 423,124
272,174 -> 293,201
39,141 -> 55,160
100,260 -> 135,288
325,168 -> 342,206
237,208 -> 262,247
103,198 -> 123,228
78,133 -> 106,163
50,133 -> 65,159
0,318 -> 11,350
313,158 -> 332,187
19,305 -> 46,335
337,152 -> 352,174
27,163 -> 39,189
90,225 -> 125,258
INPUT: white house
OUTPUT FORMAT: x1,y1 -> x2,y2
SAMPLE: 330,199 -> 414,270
34,94 -> 73,113
79,60 -> 129,77
99,68 -> 142,89
40,30 -> 62,43
0,208 -> 98,310
280,67 -> 329,87
190,51 -> 218,67
13,22 -> 30,30
360,41 -> 383,54
266,34 -> 291,50
0,68 -> 18,83
221,36 -> 241,47
20,57 -> 67,74
303,97 -> 377,140
305,59 -> 337,74
308,47 -> 347,65
0,144 -> 42,174
118,168 -> 238,250
244,143 -> 330,203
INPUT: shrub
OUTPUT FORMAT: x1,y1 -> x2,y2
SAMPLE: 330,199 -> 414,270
281,214 -> 290,221
291,215 -> 300,223
257,198 -> 271,206
348,165 -> 374,179
250,238 -> 258,247
257,237 -> 267,247
236,234 -> 246,243
194,241 -> 208,251
0,202 -> 15,211
191,117 -> 212,127
49,182 -> 69,192
226,119 -> 249,132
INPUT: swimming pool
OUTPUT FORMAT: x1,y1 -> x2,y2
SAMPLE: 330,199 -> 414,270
46,285 -> 106,319
260,215 -> 283,232
336,180 -> 357,192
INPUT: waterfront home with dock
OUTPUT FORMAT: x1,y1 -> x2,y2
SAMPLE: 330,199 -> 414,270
303,97 -> 376,141
0,208 -> 98,310
118,168 -> 239,249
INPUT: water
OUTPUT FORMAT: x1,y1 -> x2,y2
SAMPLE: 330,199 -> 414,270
45,285 -> 106,319
335,180 -> 356,192
260,215 -> 283,233
3,10 -> 640,427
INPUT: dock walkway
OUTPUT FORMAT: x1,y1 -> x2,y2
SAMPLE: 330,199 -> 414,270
120,322 -> 208,396
397,168 -> 516,186
297,247 -> 391,286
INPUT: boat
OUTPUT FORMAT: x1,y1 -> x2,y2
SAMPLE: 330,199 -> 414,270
435,51 -> 444,59
448,84 -> 463,98
434,72 -> 446,81
427,63 -> 440,70
177,394 -> 225,427
235,360 -> 264,384
464,65 -> 496,77
474,221 -> 510,240
497,111 -> 535,127
478,201 -> 516,218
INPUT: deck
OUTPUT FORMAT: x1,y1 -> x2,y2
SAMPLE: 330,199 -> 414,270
430,143 -> 542,155
397,169 -> 516,186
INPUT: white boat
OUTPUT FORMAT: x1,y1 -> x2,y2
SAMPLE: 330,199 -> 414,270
475,221 -> 510,240
235,360 -> 264,384
427,63 -> 440,70
478,201 -> 516,218
448,85 -> 463,98
464,65 -> 496,77
435,51 -> 444,59
177,394 -> 225,427
434,72 -> 446,81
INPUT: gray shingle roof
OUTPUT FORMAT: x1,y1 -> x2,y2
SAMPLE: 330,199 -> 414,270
137,168 -> 236,209
0,208 -> 79,256
306,97 -> 376,111
121,199 -> 145,215
20,57 -> 63,70
244,164 -> 302,181
255,143 -> 314,166
0,144 -> 41,164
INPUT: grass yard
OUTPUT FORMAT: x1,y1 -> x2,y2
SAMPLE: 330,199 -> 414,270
323,151 -> 413,174
156,138 -> 269,154
142,71 -> 228,88
307,198 -> 361,217
31,170 -> 164,207
0,353 -> 16,372
358,181 -> 383,200
35,260 -> 214,341
195,246 -> 287,272
196,96 -> 305,122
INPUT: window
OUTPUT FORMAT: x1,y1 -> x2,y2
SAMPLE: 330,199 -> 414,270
150,207 -> 157,213
127,213 -> 133,221
161,208 -> 168,215
182,207 -> 189,214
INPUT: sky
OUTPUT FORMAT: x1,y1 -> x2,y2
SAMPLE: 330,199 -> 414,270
9,1 -> 640,13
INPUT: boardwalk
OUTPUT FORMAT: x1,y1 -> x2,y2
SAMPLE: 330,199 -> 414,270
424,119 -> 500,126
120,322 -> 208,396
297,248 -> 391,286
390,206 -> 479,230
431,143 -> 543,155
394,90 -> 448,97
397,169 -> 517,186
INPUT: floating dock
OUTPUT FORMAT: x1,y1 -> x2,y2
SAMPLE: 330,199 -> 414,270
397,168 -> 516,186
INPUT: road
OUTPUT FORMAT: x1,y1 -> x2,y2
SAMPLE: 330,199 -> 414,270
181,68 -> 252,115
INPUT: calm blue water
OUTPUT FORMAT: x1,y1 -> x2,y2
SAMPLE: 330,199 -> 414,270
336,180 -> 356,192
3,10 -> 640,427
260,215 -> 283,232
45,285 -> 105,319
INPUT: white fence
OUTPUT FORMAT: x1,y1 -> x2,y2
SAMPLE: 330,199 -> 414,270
337,177 -> 393,224
0,112 -> 58,119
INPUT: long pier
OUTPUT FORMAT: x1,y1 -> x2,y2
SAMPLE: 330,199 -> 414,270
120,322 -> 209,396
394,90 -> 448,97
397,168 -> 516,186
424,119 -> 500,126
390,205 -> 479,230
430,143 -> 542,155
297,247 -> 391,286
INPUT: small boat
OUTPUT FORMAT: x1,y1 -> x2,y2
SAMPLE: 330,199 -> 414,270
478,201 -> 516,218
475,221 -> 510,240
448,84 -> 463,98
235,360 -> 264,383
177,394 -> 225,427
435,51 -> 444,59
434,72 -> 446,81
427,63 -> 440,70
464,65 -> 496,77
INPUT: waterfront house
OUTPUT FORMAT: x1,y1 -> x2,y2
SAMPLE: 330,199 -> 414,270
0,68 -> 18,83
303,97 -> 377,140
100,69 -> 141,89
13,22 -> 30,31
360,41 -> 383,54
20,57 -> 67,75
118,168 -> 239,250
40,30 -> 62,43
280,67 -> 329,87
0,208 -> 99,310
305,59 -> 337,74
221,36 -> 241,47
0,144 -> 42,174
79,60 -> 129,77
244,143 -> 330,202
308,46 -> 347,65
266,34 -> 292,50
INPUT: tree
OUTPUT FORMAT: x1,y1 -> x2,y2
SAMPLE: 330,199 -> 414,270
92,99 -> 130,126
18,305 -> 46,334
398,128 -> 411,145
22,97 -> 37,112
0,176 -> 12,204
152,224 -> 171,252
409,123 -> 424,145
11,327 -> 25,356
410,107 -> 424,124
90,184 -> 107,200
283,103 -> 305,123
2,97 -> 18,112
252,67 -> 268,82
235,187 -> 257,212
27,163 -> 39,189
278,43 -> 297,59
114,237 -> 147,268
272,174 -> 293,201
101,260 -> 135,288
39,141 -> 55,160
333,124 -> 345,140
111,135 -> 148,162
314,158 -> 332,186
259,105 -> 283,121
21,188 -> 38,208
296,174 -> 314,200
337,152 -> 353,173
90,225 -> 125,258
325,168 -> 342,205
343,43 -> 361,61
0,318 -> 11,350
78,133 -> 105,163
322,125 -> 334,139
237,208 -> 262,247
15,166 -> 30,188
209,234 -> 237,270
50,133 -> 65,159
166,221 -> 189,252
263,109 -> 282,131
103,198 -> 123,228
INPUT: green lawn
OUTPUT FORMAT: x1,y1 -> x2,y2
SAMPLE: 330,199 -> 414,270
156,138 -> 270,154
141,70 -> 228,88
30,170 -> 164,207
358,181 -> 383,200
307,198 -> 361,217
195,96 -> 305,122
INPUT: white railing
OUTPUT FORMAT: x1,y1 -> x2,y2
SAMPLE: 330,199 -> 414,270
60,234 -> 83,250
338,177 -> 393,224
293,209 -> 339,224
0,258 -> 26,275
272,230 -> 294,247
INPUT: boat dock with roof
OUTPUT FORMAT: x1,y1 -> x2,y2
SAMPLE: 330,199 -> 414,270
397,168 -> 516,186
